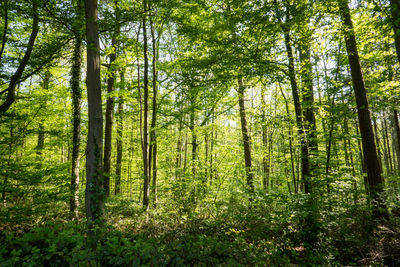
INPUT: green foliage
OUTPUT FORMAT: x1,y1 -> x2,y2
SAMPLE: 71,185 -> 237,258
3,193 -> 400,266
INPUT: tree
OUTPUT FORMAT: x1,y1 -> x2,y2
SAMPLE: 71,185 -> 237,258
238,77 -> 254,198
103,0 -> 120,198
149,17 -> 160,206
84,0 -> 103,222
0,0 -> 39,115
69,0 -> 84,219
142,0 -> 150,210
339,0 -> 385,214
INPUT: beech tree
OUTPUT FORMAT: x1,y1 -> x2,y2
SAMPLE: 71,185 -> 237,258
339,0 -> 385,213
84,0 -> 103,222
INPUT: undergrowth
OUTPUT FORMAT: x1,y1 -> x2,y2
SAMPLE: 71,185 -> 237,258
1,192 -> 400,266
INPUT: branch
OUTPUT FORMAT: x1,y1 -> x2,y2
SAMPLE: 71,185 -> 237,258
0,0 -> 8,62
0,0 -> 39,115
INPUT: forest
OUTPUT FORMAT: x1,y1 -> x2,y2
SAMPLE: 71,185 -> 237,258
1,0 -> 400,265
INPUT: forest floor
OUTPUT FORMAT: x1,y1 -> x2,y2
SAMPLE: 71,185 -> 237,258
1,193 -> 400,266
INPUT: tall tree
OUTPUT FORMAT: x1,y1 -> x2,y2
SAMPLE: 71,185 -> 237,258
70,35 -> 82,219
389,0 -> 400,64
298,2 -> 318,178
238,77 -> 254,198
282,19 -> 311,193
142,0 -> 150,210
388,0 -> 400,173
69,0 -> 84,218
84,0 -> 103,222
115,71 -> 124,195
103,1 -> 120,197
149,17 -> 159,207
339,0 -> 385,213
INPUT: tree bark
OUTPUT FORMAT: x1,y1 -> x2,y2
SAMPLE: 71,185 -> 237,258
142,0 -> 150,210
390,0 -> 400,64
190,101 -> 197,177
261,87 -> 270,191
384,116 -> 394,174
103,3 -> 120,197
115,71 -> 124,195
392,110 -> 400,172
84,0 -> 104,222
70,35 -> 82,219
149,18 -> 158,207
299,39 -> 318,169
339,0 -> 385,213
279,85 -> 297,193
238,77 -> 254,197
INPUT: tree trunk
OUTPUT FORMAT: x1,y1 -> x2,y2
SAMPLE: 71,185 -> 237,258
176,117 -> 183,180
142,0 -> 150,210
261,87 -> 270,191
238,77 -> 254,197
373,116 -> 383,170
149,18 -> 159,207
115,71 -> 124,195
70,36 -> 82,219
190,104 -> 197,177
283,24 -> 311,193
103,3 -> 120,197
280,85 -> 297,193
36,71 -> 50,168
84,0 -> 104,222
390,0 -> 400,65
384,116 -> 394,174
339,0 -> 385,214
392,110 -> 400,173
299,41 -> 318,171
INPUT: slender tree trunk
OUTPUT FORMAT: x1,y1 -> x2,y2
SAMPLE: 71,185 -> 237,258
190,99 -> 197,176
115,71 -> 124,195
392,110 -> 400,173
325,100 -> 335,193
280,85 -> 297,193
238,77 -> 254,197
384,41 -> 400,174
36,71 -> 50,168
184,130 -> 188,173
384,116 -> 394,173
142,0 -> 150,210
149,18 -> 159,207
70,35 -> 82,218
373,116 -> 383,170
103,3 -> 120,197
339,0 -> 385,213
261,87 -> 270,191
299,40 -> 318,175
382,114 -> 391,174
283,25 -> 311,193
210,113 -> 215,185
84,0 -> 104,222
176,117 -> 183,180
